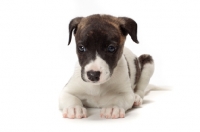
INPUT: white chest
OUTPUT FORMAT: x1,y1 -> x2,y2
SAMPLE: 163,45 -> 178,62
79,85 -> 103,108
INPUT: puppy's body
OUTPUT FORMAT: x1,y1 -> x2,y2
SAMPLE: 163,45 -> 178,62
59,14 -> 154,119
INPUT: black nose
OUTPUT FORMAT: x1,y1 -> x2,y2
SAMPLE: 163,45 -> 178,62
87,70 -> 101,82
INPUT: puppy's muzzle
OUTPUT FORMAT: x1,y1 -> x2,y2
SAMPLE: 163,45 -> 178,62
87,70 -> 101,82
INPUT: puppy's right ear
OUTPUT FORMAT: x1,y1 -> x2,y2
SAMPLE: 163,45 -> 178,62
118,17 -> 139,44
68,17 -> 83,45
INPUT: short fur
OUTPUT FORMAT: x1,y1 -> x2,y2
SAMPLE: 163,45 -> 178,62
59,14 -> 154,119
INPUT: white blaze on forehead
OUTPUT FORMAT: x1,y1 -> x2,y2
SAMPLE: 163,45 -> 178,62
84,54 -> 110,84
85,55 -> 107,71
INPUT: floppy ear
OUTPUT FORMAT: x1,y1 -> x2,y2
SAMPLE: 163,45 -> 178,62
118,17 -> 139,44
68,17 -> 83,45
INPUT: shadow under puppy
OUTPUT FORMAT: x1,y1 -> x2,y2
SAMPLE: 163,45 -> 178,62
59,14 -> 154,119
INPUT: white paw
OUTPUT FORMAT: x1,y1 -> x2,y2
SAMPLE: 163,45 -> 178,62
100,106 -> 125,119
134,94 -> 143,106
62,105 -> 87,119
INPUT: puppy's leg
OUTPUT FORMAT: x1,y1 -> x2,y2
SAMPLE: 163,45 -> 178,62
134,54 -> 154,106
59,92 -> 87,119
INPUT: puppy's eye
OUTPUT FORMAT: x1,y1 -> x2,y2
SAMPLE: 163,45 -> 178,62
78,45 -> 86,52
107,45 -> 116,52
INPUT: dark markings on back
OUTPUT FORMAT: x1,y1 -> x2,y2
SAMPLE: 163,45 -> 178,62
134,58 -> 141,84
124,55 -> 130,78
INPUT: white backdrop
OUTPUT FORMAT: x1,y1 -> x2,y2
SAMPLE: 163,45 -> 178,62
0,0 -> 200,132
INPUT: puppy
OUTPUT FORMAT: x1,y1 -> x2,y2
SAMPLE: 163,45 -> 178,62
59,14 -> 154,119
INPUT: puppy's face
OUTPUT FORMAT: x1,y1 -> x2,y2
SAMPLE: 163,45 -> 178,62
68,14 -> 139,84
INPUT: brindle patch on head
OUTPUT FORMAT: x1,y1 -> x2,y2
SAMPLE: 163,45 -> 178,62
101,15 -> 126,45
124,55 -> 131,78
74,14 -> 125,75
77,17 -> 88,30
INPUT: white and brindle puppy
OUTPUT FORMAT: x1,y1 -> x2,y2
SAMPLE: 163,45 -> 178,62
59,14 -> 154,119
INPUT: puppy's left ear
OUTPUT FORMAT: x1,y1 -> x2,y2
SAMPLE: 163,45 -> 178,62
68,17 -> 83,45
118,17 -> 139,44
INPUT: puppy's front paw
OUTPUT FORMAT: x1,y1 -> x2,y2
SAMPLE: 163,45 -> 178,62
100,106 -> 125,119
133,94 -> 143,107
62,105 -> 87,119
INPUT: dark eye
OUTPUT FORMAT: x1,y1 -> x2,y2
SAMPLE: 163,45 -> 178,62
107,45 -> 116,52
78,45 -> 86,52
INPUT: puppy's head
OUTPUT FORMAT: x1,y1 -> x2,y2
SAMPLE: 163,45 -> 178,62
68,14 -> 139,84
